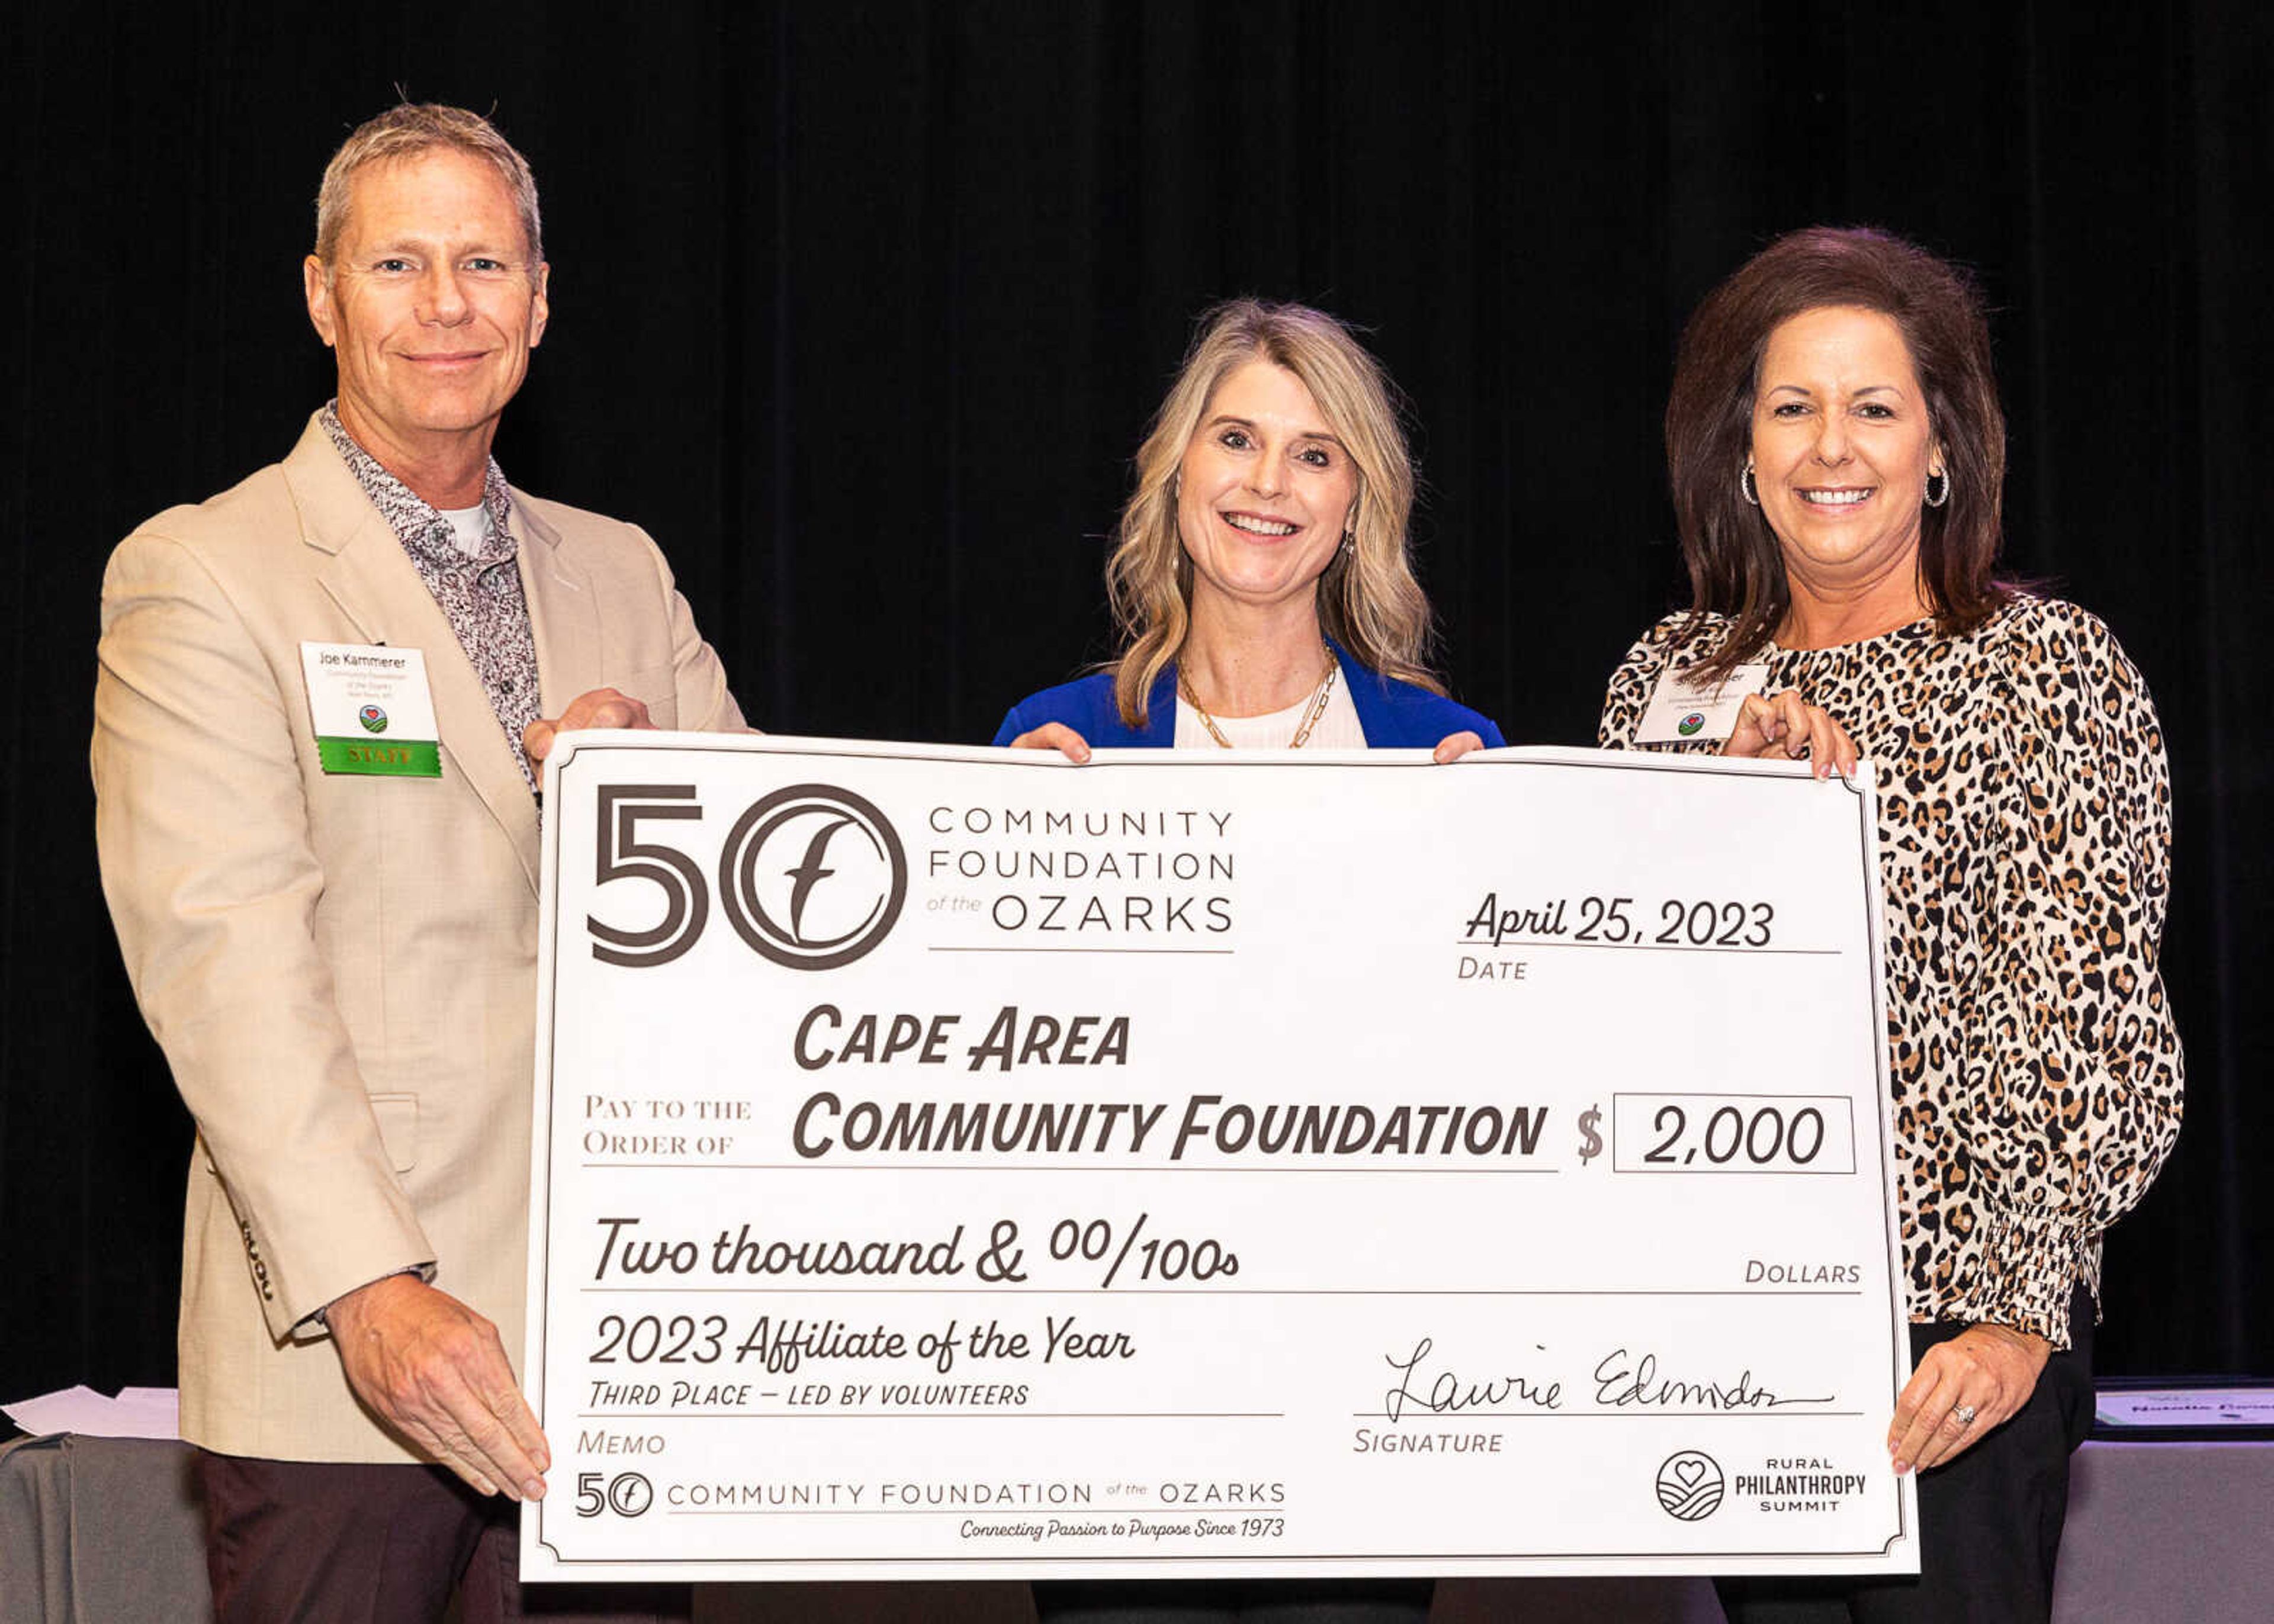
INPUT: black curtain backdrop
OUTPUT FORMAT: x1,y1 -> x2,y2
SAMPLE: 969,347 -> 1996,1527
4,1 -> 2267,1401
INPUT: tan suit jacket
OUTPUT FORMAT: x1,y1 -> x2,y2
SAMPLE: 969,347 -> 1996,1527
93,414 -> 744,1462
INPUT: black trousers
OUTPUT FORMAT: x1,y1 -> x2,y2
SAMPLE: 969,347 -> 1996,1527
197,1451 -> 693,1624
1716,1289 -> 2095,1624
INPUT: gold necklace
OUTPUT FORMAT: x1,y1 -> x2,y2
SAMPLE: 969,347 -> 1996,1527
1180,652 -> 1340,749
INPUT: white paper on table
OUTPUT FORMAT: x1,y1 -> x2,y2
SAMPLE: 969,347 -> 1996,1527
2,1384 -> 181,1439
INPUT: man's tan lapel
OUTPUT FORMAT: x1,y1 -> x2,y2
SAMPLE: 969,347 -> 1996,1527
279,416 -> 544,895
512,495 -> 602,731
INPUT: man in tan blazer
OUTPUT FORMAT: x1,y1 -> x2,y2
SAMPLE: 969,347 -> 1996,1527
93,104 -> 740,1622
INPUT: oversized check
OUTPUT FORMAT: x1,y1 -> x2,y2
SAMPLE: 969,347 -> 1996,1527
523,737 -> 1918,1581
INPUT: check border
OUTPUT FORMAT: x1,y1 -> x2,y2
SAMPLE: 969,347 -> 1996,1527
525,738 -> 1915,1573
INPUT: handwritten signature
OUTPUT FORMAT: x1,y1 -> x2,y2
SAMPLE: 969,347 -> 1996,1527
1382,1338 -> 1563,1422
1592,1347 -> 1827,1411
1380,1337 -> 1832,1420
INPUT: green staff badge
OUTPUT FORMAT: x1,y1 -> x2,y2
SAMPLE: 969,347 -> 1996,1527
300,641 -> 444,777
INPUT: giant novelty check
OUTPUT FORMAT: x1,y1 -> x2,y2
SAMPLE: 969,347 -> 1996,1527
523,738 -> 1918,1581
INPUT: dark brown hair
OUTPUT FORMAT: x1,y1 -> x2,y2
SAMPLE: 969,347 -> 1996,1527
1664,226 -> 2010,676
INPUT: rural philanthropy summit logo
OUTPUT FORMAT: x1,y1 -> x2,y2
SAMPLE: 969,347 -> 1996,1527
1656,1451 -> 1725,1521
717,783 -> 907,970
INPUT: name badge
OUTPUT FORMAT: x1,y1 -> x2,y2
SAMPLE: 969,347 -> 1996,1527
300,642 -> 443,777
1633,661 -> 1771,744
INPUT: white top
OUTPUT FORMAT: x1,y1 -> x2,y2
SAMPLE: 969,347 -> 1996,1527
440,504 -> 490,557
1173,676 -> 1364,750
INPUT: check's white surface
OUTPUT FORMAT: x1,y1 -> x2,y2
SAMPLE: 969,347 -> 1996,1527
523,739 -> 1915,1580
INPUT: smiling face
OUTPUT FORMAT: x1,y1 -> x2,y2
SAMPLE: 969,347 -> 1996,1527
1175,359 -> 1357,623
303,146 -> 549,483
1751,304 -> 1942,596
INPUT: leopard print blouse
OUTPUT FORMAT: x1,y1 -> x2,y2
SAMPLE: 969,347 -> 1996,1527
1598,595 -> 2183,1346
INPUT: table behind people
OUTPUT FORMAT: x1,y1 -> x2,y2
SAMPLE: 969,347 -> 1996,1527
91,102 -> 743,1624
1597,226 -> 2183,1624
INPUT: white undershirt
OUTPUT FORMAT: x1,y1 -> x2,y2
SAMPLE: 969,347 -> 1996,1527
440,504 -> 490,557
1173,677 -> 1364,749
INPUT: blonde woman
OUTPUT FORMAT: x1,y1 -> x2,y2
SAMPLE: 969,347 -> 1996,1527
995,299 -> 1500,758
994,303 -> 1495,1621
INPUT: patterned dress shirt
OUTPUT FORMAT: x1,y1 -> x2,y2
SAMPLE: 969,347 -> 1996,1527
321,404 -> 543,790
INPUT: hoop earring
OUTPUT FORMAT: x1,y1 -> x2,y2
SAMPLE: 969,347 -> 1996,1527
1740,458 -> 1759,506
1924,468 -> 1949,509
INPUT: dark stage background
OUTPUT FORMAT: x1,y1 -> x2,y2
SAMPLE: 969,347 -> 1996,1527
3,2 -> 2267,1401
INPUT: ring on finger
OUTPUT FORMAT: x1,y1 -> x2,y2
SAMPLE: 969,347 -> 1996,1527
1950,1403 -> 1978,1428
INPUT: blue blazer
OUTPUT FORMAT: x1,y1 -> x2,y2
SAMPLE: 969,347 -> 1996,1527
992,640 -> 1505,749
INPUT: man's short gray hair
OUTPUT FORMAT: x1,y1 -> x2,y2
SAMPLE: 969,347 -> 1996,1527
314,104 -> 544,278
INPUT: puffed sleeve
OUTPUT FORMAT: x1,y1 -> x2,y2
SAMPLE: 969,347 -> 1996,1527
991,704 -> 1032,748
1967,606 -> 2184,1341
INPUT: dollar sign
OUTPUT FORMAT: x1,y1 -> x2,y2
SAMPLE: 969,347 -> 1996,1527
1576,1104 -> 1604,1165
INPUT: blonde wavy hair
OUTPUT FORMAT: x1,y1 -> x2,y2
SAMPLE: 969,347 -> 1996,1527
1107,300 -> 1443,728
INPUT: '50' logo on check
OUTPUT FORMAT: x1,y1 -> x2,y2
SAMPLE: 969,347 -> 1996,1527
587,784 -> 908,971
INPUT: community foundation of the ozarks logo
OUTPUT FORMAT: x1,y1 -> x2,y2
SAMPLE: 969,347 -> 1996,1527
1655,1451 -> 1726,1521
358,703 -> 388,734
717,783 -> 908,970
